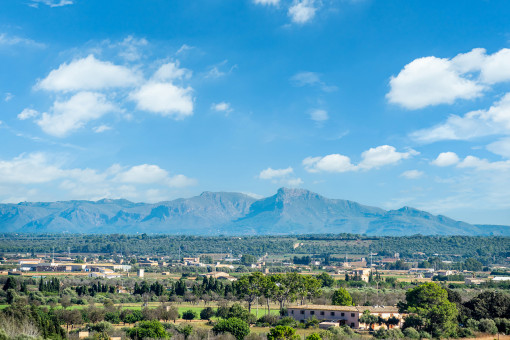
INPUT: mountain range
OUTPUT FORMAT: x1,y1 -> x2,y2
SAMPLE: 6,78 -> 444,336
0,188 -> 508,236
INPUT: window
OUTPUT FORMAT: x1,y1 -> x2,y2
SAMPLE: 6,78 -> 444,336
300,310 -> 305,315
331,312 -> 335,316
291,310 -> 294,314
351,313 -> 355,317
320,311 -> 324,316
341,313 -> 345,317
350,323 -> 354,327
310,311 -> 315,315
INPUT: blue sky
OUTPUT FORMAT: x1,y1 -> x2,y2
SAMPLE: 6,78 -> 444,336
1,0 -> 510,225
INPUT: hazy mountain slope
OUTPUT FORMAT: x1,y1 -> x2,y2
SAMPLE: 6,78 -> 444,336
0,188 -> 508,235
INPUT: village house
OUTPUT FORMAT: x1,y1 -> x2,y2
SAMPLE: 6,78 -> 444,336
286,304 -> 405,330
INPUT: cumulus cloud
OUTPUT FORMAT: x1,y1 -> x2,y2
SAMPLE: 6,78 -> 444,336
36,55 -> 140,92
288,0 -> 318,24
387,56 -> 484,110
431,152 -> 460,167
36,92 -> 117,137
0,153 -> 196,202
153,61 -> 192,82
358,145 -> 417,170
411,92 -> 510,143
259,167 -> 294,179
18,108 -> 40,120
303,145 -> 416,173
401,170 -> 424,179
457,155 -> 510,171
211,102 -> 233,113
388,48 -> 510,110
259,167 -> 302,187
129,82 -> 193,118
303,154 -> 356,173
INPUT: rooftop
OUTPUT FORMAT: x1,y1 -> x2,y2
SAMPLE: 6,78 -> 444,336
287,304 -> 400,313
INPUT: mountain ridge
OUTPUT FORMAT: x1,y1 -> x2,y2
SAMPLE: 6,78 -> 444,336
1,188 -> 508,236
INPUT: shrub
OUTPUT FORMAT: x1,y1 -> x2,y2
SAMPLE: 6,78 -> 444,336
457,327 -> 474,338
267,325 -> 300,340
403,327 -> 420,339
306,333 -> 321,340
495,318 -> 510,335
200,307 -> 215,320
212,317 -> 250,340
182,310 -> 197,321
373,328 -> 404,339
419,331 -> 432,339
465,318 -> 479,331
276,317 -> 297,328
479,319 -> 497,334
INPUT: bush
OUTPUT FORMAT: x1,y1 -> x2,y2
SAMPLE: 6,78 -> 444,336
465,318 -> 479,331
182,310 -> 197,321
373,328 -> 404,339
276,317 -> 298,328
256,314 -> 279,327
305,316 -> 319,329
306,333 -> 321,340
403,327 -> 420,339
495,318 -> 510,335
419,331 -> 431,339
200,307 -> 215,320
267,325 -> 300,340
126,320 -> 169,339
479,319 -> 498,334
457,327 -> 474,338
212,317 -> 250,340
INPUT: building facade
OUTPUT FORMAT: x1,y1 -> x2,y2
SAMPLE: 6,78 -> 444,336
287,304 -> 405,330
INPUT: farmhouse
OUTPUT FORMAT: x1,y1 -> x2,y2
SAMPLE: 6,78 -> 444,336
287,304 -> 405,330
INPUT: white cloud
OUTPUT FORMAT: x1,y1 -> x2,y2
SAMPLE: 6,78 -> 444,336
176,44 -> 193,54
206,66 -> 225,78
37,55 -> 140,92
487,138 -> 510,158
401,170 -> 424,179
290,71 -> 337,92
0,153 -> 65,184
288,0 -> 318,24
93,125 -> 112,133
254,0 -> 280,5
387,56 -> 484,110
153,61 -> 192,82
211,102 -> 233,113
388,48 -> 510,110
115,35 -> 148,61
36,92 -> 117,137
18,108 -> 40,120
259,167 -> 302,187
304,145 -> 416,173
310,109 -> 328,122
259,167 -> 294,179
30,0 -> 73,7
291,72 -> 321,86
358,145 -> 417,170
480,48 -> 510,84
129,82 -> 193,118
114,164 -> 172,184
4,93 -> 13,102
0,153 -> 196,202
431,152 -> 460,167
411,92 -> 510,143
303,154 -> 356,173
458,155 -> 510,171
0,33 -> 44,48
